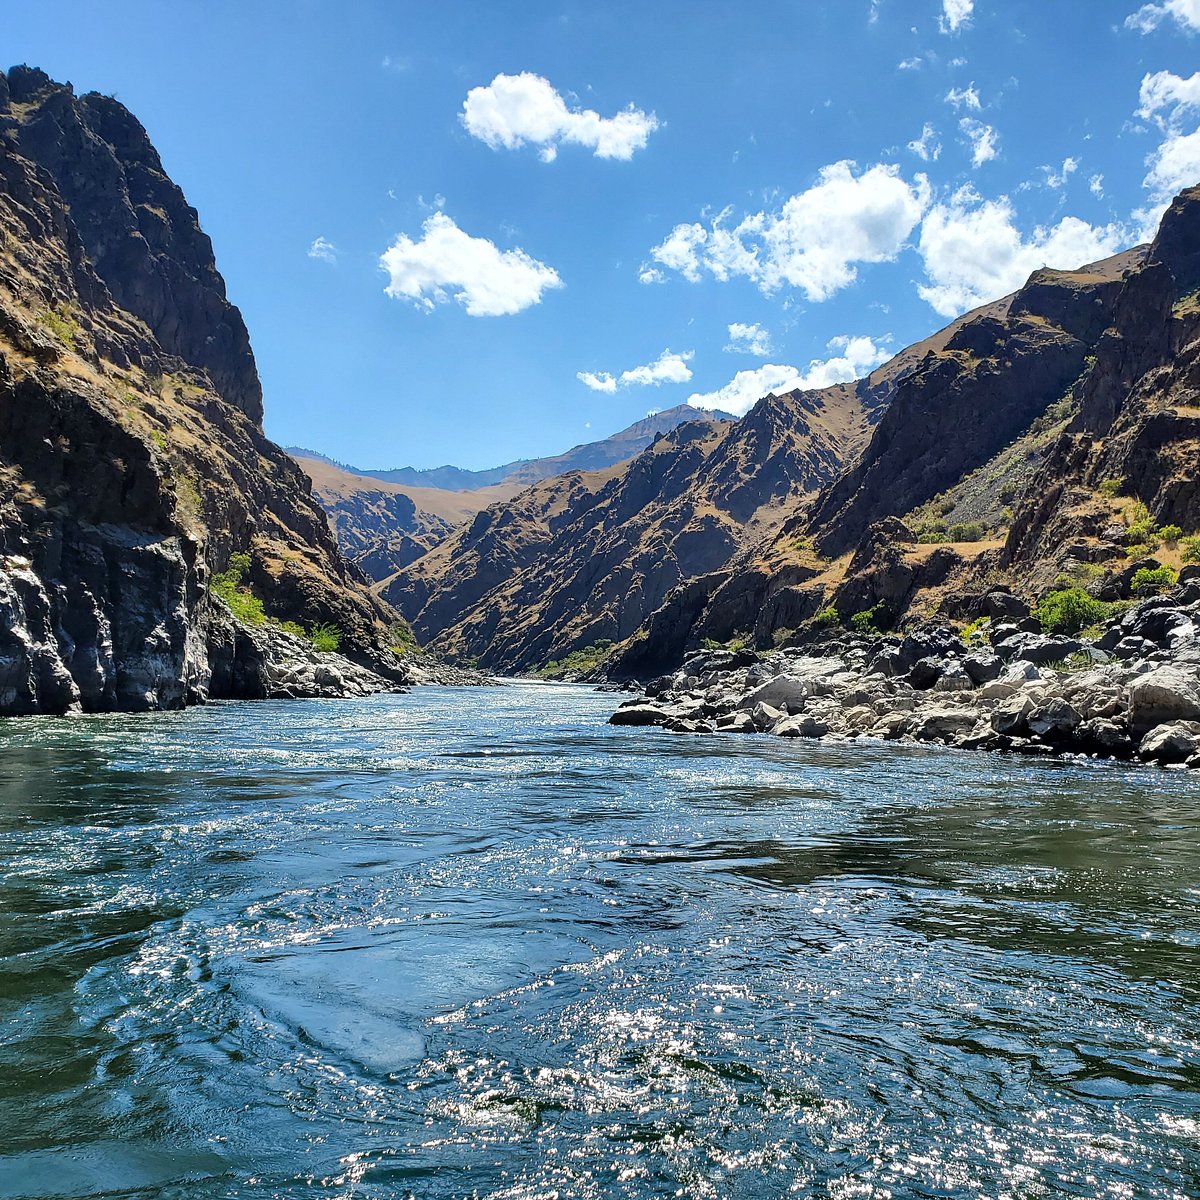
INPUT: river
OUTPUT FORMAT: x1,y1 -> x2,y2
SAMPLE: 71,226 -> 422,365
1,683 -> 1198,1198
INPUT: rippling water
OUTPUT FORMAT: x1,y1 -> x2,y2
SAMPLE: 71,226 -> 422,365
1,683 -> 1199,1198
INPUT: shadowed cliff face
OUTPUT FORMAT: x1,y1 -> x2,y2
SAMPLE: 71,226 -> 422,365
2,66 -> 262,422
1002,188 -> 1200,575
0,66 -> 409,713
806,265 -> 1130,558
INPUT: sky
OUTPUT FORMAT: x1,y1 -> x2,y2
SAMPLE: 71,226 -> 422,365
7,0 -> 1200,469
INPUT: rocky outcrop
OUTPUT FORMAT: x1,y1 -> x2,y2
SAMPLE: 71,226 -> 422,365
0,66 -> 416,714
806,264 -> 1130,558
609,577 -> 1200,770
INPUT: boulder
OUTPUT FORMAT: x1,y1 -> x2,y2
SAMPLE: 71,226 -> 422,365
991,693 -> 1036,735
908,657 -> 944,690
1127,666 -> 1200,732
1026,698 -> 1082,738
610,703 -> 669,727
982,590 -> 1030,621
773,714 -> 830,738
750,701 -> 785,731
716,711 -> 755,734
963,651 -> 1004,684
908,707 -> 978,741
1138,721 -> 1200,764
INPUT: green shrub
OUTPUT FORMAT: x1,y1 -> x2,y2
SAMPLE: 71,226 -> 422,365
1098,478 -> 1123,499
210,553 -> 267,625
1034,588 -> 1109,635
309,622 -> 341,653
388,620 -> 418,653
849,609 -> 878,638
532,640 -> 614,677
812,605 -> 839,629
946,522 -> 987,542
1130,565 -> 1178,597
37,303 -> 80,352
278,620 -> 306,638
961,615 -> 991,642
1181,535 -> 1200,563
1159,524 -> 1183,547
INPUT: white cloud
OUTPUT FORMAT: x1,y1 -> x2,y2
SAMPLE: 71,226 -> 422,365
1090,173 -> 1106,197
380,213 -> 563,317
577,371 -> 617,393
578,350 -> 693,392
916,187 -> 1128,317
940,0 -> 974,33
461,72 -> 658,161
688,336 -> 891,417
1043,156 -> 1079,189
1132,69 -> 1200,216
645,161 -> 931,302
908,122 -> 942,161
945,83 -> 981,110
307,236 -> 337,264
725,322 -> 772,355
1138,69 -> 1200,122
960,118 -> 999,166
898,56 -> 923,70
1143,127 -> 1200,202
1126,0 -> 1200,34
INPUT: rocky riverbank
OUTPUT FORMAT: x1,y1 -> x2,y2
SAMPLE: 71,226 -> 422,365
610,574 -> 1200,768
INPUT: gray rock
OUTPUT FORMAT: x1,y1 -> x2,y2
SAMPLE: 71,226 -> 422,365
609,703 -> 669,727
963,651 -> 1003,684
1026,698 -> 1082,738
773,713 -> 830,738
1138,721 -> 1200,764
1127,666 -> 1200,732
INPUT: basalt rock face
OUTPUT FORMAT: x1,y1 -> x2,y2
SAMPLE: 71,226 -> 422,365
0,66 -> 409,714
807,264 -> 1129,558
1003,192 -> 1200,574
2,65 -> 262,421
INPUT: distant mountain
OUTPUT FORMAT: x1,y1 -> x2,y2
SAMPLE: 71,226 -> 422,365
289,404 -> 735,584
286,403 -> 735,492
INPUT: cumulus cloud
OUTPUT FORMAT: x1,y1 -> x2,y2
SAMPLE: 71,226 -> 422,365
725,322 -> 772,355
577,349 -> 693,392
1126,0 -> 1200,34
308,236 -> 337,264
687,336 -> 891,417
916,188 -> 1127,317
1138,69 -> 1200,121
644,161 -> 931,302
1090,173 -> 1106,197
1133,69 -> 1200,213
960,118 -> 999,166
945,83 -> 982,110
940,0 -> 974,33
461,72 -> 658,162
1143,127 -> 1200,202
908,123 -> 942,161
380,213 -> 563,317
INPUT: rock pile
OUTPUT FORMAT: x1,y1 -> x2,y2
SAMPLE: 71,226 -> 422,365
610,579 -> 1200,769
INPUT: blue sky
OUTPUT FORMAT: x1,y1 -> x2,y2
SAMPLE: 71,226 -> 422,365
7,1 -> 1200,468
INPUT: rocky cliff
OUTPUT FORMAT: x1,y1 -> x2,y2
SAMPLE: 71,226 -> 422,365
386,381 -> 881,672
0,66 -> 413,714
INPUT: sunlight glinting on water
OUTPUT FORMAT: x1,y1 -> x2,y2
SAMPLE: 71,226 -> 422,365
1,684 -> 1198,1198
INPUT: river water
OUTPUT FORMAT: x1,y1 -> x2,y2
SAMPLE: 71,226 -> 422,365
1,683 -> 1198,1198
